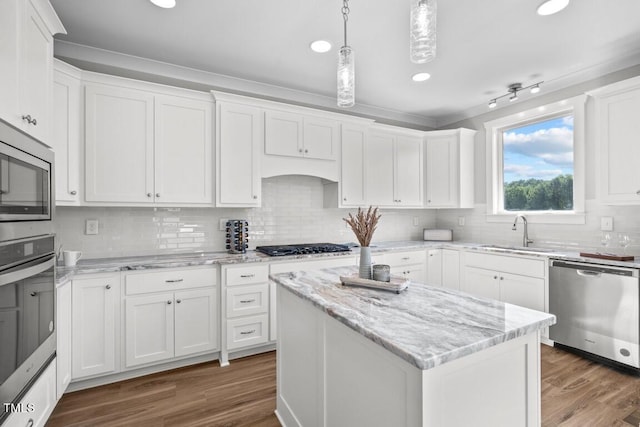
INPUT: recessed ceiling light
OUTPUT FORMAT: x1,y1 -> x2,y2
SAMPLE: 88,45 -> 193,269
310,40 -> 332,53
537,0 -> 569,16
411,72 -> 431,82
150,0 -> 176,8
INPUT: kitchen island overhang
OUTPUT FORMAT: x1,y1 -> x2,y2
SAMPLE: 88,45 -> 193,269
272,266 -> 556,427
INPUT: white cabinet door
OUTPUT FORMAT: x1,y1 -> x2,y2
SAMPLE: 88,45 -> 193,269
0,0 -> 19,126
52,64 -> 81,204
85,84 -> 154,203
125,293 -> 174,368
366,133 -> 395,206
500,272 -> 545,312
426,249 -> 442,286
18,0 -> 52,142
154,95 -> 213,204
442,249 -> 460,290
216,102 -> 262,206
595,82 -> 640,204
303,117 -> 338,160
264,109 -> 302,157
174,288 -> 218,357
56,281 -> 72,399
340,124 -> 367,206
425,133 -> 458,207
462,266 -> 500,300
395,136 -> 423,206
72,275 -> 119,379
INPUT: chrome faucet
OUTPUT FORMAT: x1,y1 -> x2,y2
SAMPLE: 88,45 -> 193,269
512,215 -> 534,247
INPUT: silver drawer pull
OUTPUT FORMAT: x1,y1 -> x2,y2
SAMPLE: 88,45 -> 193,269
30,291 -> 38,297
577,270 -> 602,277
240,329 -> 256,335
70,190 -> 77,195
165,279 -> 184,283
401,257 -> 410,260
240,274 -> 255,278
240,299 -> 256,304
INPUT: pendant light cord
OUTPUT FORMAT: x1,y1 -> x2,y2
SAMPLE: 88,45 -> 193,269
342,0 -> 350,47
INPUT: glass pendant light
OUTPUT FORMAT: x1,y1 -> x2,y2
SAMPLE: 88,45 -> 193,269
337,0 -> 354,108
410,0 -> 437,64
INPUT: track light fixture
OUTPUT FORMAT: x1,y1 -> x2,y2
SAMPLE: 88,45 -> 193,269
487,81 -> 543,109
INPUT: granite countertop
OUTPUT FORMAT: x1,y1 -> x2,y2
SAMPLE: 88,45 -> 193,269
271,265 -> 556,371
56,239 -> 640,285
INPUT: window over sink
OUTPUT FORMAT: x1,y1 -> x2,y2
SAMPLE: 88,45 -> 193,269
485,95 -> 586,224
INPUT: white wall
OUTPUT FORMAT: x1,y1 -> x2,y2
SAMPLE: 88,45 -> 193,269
56,175 -> 436,259
435,64 -> 640,254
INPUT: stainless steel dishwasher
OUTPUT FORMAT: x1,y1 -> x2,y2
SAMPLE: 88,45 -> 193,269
549,260 -> 639,370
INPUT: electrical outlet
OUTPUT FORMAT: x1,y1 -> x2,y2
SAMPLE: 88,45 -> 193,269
601,217 -> 613,231
85,219 -> 99,235
412,217 -> 419,226
458,217 -> 465,226
219,218 -> 229,231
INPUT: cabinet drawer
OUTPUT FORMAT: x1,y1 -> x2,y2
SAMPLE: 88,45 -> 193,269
226,284 -> 269,318
225,264 -> 269,286
385,250 -> 427,266
5,359 -> 56,427
226,314 -> 269,350
464,252 -> 545,278
125,267 -> 217,295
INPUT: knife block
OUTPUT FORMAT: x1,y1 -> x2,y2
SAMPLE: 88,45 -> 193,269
226,219 -> 249,254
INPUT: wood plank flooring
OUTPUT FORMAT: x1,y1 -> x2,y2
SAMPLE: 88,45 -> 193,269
47,345 -> 640,426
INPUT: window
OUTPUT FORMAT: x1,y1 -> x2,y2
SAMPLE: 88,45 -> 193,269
485,95 -> 586,224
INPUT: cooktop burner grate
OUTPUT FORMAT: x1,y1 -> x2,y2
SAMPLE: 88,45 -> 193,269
255,243 -> 351,257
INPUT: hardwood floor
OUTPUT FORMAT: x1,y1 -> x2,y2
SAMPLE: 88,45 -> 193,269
47,346 -> 639,427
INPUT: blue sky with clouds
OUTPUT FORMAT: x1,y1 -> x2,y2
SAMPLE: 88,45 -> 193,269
503,115 -> 574,183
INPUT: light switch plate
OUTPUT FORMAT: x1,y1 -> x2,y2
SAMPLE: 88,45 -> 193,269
458,217 -> 465,226
85,219 -> 99,235
601,216 -> 613,231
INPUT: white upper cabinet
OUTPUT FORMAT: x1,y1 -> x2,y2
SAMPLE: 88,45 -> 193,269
264,109 -> 338,160
52,60 -> 82,205
0,0 -> 65,142
367,125 -> 424,207
154,95 -> 213,204
214,96 -> 262,207
85,83 -> 155,203
591,76 -> 640,204
425,128 -> 475,208
84,75 -> 214,205
339,124 -> 368,207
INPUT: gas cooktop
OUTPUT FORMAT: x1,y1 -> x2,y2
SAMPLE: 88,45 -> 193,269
255,243 -> 351,257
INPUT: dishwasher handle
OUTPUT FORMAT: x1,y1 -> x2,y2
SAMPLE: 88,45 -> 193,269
551,259 -> 639,277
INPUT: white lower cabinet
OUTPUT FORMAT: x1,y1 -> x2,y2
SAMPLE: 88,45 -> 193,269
124,267 -> 218,368
4,359 -> 56,427
442,249 -> 461,290
426,249 -> 443,285
56,280 -> 72,399
71,273 -> 120,380
226,314 -> 269,351
461,252 -> 546,313
385,250 -> 427,283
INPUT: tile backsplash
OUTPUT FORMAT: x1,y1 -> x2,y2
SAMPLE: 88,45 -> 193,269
56,176 -> 436,259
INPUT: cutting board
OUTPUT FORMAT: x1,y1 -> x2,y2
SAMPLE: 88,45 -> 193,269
579,252 -> 635,261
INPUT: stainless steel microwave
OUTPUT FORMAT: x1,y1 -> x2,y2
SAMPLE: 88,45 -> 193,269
0,119 -> 54,242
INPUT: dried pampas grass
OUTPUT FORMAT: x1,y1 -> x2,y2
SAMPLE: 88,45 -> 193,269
343,206 -> 381,247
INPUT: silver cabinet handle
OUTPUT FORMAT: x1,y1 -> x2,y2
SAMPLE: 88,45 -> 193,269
253,195 -> 258,199
636,190 -> 640,195
493,275 -> 498,279
427,199 -> 431,203
240,299 -> 256,304
240,274 -> 255,278
343,197 -> 347,201
167,300 -> 172,305
156,193 -> 160,198
298,148 -> 303,153
165,279 -> 184,283
70,190 -> 77,195
30,291 -> 38,297
26,419 -> 34,427
22,115 -> 37,125
176,299 -> 182,304
304,149 -> 308,153
106,284 -> 111,289
401,257 -> 410,260
240,329 -> 256,335
499,277 -> 504,280
147,193 -> 152,197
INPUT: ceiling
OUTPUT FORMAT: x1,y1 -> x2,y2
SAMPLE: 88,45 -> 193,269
50,0 -> 640,128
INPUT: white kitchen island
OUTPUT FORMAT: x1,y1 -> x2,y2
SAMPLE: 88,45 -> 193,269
272,266 -> 556,427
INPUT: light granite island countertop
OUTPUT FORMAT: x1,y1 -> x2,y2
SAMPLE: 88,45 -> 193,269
272,266 -> 556,427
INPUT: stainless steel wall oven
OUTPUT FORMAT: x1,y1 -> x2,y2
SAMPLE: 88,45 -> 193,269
0,119 -> 55,424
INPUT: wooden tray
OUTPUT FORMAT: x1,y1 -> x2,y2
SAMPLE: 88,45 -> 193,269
579,252 -> 635,261
340,274 -> 409,294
